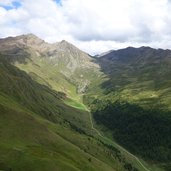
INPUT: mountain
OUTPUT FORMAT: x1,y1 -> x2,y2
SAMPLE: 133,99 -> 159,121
0,35 -> 144,171
0,34 -> 103,103
92,46 -> 171,109
84,46 -> 171,171
1,34 -> 171,171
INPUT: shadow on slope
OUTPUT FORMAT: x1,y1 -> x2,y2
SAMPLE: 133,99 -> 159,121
0,54 -> 91,133
85,47 -> 171,170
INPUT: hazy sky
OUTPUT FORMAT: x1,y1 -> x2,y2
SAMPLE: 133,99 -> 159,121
0,0 -> 171,54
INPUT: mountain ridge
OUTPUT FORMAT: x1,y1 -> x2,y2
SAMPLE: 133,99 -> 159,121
0,34 -> 101,97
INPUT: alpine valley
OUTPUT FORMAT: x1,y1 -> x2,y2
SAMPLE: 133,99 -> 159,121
0,34 -> 171,171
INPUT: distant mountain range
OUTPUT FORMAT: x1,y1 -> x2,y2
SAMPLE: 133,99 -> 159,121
0,34 -> 171,171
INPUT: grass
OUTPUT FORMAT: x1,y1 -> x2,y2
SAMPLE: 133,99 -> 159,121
0,55 -> 131,171
0,94 -> 124,171
64,98 -> 88,111
15,56 -> 81,102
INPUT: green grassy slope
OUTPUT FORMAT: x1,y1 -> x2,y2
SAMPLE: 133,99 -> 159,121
14,54 -> 103,103
15,56 -> 81,101
0,55 -> 91,133
0,54 -> 140,171
0,99 -> 117,171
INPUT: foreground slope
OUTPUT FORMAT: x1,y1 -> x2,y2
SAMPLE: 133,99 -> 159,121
0,54 -> 142,171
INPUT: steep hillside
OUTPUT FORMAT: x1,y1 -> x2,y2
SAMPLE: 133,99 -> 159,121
0,54 -> 139,171
84,47 -> 171,171
0,34 -> 102,101
100,47 -> 171,108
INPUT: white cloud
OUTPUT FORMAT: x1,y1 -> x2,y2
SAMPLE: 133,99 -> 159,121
0,0 -> 171,54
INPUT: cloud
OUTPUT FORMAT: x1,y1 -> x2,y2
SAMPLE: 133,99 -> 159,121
0,0 -> 171,54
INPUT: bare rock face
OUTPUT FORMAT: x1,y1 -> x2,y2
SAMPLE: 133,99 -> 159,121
0,34 -> 51,54
47,39 -> 99,73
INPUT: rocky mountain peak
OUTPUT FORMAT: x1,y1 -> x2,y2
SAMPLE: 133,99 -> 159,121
23,33 -> 39,39
0,34 -> 51,53
54,40 -> 79,51
60,40 -> 69,44
17,33 -> 46,47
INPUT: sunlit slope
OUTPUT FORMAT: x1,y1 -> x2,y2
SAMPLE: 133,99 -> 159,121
0,98 -> 118,171
0,34 -> 102,103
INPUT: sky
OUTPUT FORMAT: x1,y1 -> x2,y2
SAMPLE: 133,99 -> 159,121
0,0 -> 171,55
